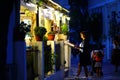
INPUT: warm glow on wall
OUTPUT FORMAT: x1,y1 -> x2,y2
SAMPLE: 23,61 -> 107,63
67,17 -> 70,21
43,8 -> 53,20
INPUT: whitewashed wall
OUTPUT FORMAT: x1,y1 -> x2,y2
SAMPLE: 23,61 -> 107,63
88,0 -> 120,61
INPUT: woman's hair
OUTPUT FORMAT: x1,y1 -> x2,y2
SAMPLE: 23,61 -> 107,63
113,36 -> 120,45
80,31 -> 88,38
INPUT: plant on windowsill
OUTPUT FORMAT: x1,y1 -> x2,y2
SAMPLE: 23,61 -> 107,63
14,21 -> 31,41
47,31 -> 56,40
56,23 -> 69,41
34,26 -> 47,41
61,23 -> 69,35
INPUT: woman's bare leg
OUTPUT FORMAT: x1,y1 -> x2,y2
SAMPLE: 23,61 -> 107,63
76,63 -> 81,76
84,66 -> 88,77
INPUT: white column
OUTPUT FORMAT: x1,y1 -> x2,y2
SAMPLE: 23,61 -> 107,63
56,41 -> 64,69
64,40 -> 70,68
102,4 -> 112,61
68,44 -> 71,77
55,41 -> 64,79
59,41 -> 64,79
35,41 -> 44,80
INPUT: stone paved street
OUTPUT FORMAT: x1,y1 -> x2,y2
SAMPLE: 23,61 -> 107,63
64,55 -> 120,80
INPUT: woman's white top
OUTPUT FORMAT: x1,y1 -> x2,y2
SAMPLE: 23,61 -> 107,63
79,41 -> 84,53
113,43 -> 120,49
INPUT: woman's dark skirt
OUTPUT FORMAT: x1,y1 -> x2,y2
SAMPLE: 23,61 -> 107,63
111,49 -> 120,65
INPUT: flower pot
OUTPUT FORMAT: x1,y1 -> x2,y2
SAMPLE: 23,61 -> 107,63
54,33 -> 67,41
48,34 -> 55,40
35,36 -> 42,41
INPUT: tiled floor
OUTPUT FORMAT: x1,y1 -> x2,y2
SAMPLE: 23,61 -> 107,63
64,55 -> 120,80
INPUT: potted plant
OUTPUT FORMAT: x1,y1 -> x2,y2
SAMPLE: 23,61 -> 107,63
34,26 -> 47,41
47,31 -> 56,40
57,23 -> 69,40
14,21 -> 31,41
61,23 -> 69,35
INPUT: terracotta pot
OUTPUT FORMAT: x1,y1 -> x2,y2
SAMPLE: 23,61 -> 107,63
48,34 -> 55,40
35,36 -> 42,41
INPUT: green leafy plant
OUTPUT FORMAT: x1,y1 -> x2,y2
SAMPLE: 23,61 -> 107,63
44,45 -> 57,75
34,26 -> 47,38
48,31 -> 56,35
61,23 -> 69,35
43,36 -> 48,45
37,0 -> 44,6
14,21 -> 31,41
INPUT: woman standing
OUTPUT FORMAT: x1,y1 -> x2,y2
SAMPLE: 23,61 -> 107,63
75,31 -> 91,77
111,37 -> 120,72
